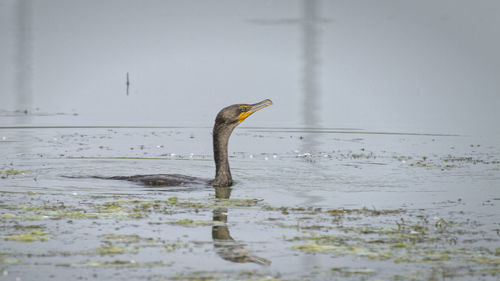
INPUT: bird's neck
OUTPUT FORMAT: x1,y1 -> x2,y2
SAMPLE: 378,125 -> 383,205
212,122 -> 235,187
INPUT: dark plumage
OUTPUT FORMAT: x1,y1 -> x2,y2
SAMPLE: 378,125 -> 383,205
97,99 -> 272,187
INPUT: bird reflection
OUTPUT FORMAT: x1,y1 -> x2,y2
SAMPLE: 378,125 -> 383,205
211,187 -> 271,265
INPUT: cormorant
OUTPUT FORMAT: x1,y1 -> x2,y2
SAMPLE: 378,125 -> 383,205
103,99 -> 273,187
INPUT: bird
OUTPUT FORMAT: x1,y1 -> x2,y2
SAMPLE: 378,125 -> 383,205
100,99 -> 273,187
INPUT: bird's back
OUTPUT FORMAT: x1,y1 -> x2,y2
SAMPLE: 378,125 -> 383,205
103,174 -> 210,187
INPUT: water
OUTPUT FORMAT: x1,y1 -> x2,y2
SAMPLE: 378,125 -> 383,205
1,126 -> 499,280
1,0 -> 500,136
1,1 -> 500,280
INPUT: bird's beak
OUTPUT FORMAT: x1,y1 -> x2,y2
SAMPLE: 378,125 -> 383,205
238,99 -> 273,123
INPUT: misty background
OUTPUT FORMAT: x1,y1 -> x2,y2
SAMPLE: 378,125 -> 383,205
1,0 -> 499,137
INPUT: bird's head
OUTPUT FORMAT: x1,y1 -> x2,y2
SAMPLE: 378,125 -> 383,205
215,99 -> 273,126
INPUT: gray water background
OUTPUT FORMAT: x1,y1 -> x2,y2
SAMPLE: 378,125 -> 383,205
1,0 -> 500,137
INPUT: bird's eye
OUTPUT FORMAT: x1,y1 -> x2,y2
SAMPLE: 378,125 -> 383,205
241,107 -> 246,112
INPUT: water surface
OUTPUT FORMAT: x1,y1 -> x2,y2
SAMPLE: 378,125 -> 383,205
1,126 -> 499,280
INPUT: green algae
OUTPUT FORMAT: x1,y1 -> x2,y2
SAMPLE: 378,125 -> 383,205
168,196 -> 179,204
96,233 -> 189,255
1,186 -> 498,280
165,242 -> 189,253
100,233 -> 143,244
290,240 -> 393,261
331,267 -> 376,277
350,152 -> 376,159
2,202 -> 143,221
280,203 -> 499,278
96,246 -> 127,256
1,169 -> 26,178
392,242 -> 406,248
97,202 -> 128,213
0,197 -> 258,228
326,207 -> 403,216
290,242 -> 333,253
4,230 -> 49,242
170,271 -> 285,281
404,153 -> 500,170
59,260 -> 174,268
1,213 -> 18,219
213,198 -> 261,208
287,214 -> 500,273
171,276 -> 220,281
97,197 -> 261,214
0,257 -> 21,264
290,233 -> 499,267
153,219 -> 225,227
96,235 -> 188,258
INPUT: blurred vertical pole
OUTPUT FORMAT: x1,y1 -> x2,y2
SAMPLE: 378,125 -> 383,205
300,0 -> 322,154
302,0 -> 320,129
14,0 -> 34,159
248,0 -> 324,149
299,4 -> 322,269
15,0 -> 34,124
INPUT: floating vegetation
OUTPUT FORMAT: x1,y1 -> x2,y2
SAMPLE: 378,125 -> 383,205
96,246 -> 128,256
331,267 -> 376,277
100,233 -> 143,244
0,257 -> 21,264
4,230 -> 49,242
95,233 -> 190,256
288,146 -> 500,173
1,169 -> 26,178
58,260 -> 174,268
325,207 -> 403,216
287,212 -> 500,278
152,219 -> 225,227
0,196 -> 266,227
1,203 -> 139,220
405,154 -> 500,170
350,152 -> 376,159
264,207 -> 404,230
170,271 -> 284,281
442,156 -> 500,165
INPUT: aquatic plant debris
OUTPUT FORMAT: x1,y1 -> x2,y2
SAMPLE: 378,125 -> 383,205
0,127 -> 499,280
4,230 -> 49,242
150,218 -> 225,226
1,169 -> 26,178
58,260 -> 174,268
285,209 -> 500,278
2,191 -> 499,279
